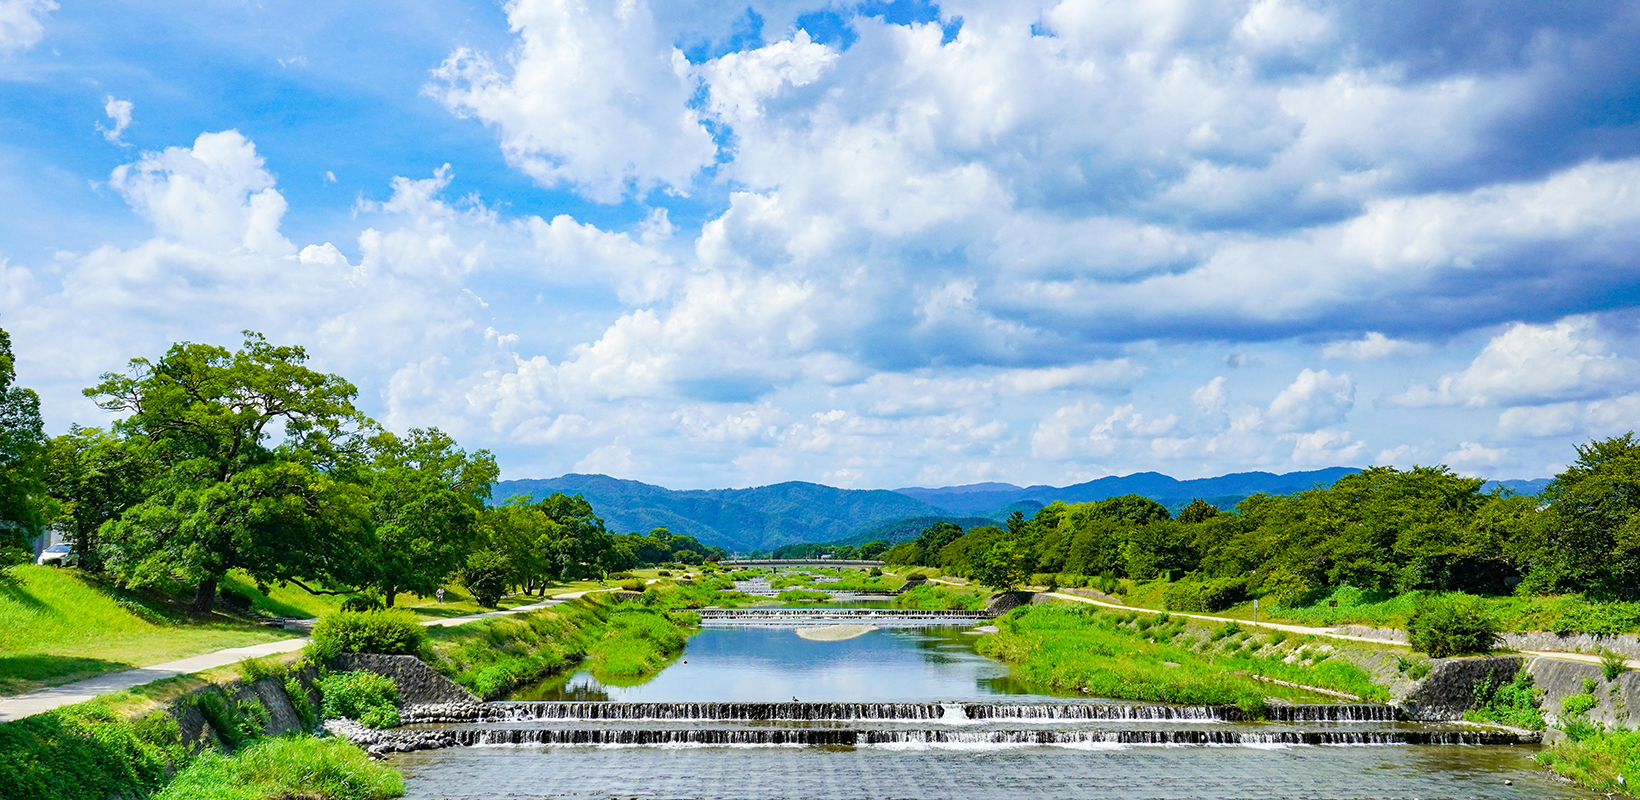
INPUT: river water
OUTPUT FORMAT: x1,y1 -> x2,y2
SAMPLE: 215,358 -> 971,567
390,625 -> 1597,799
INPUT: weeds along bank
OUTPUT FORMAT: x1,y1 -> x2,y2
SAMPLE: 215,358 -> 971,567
0,655 -> 398,800
977,604 -> 1390,714
411,584 -> 717,698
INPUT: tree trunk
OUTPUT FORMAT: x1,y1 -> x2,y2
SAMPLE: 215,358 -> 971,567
192,577 -> 218,614
384,588 -> 397,608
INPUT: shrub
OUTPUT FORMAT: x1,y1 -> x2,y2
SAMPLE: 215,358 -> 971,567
1163,577 -> 1249,612
0,699 -> 187,800
618,579 -> 645,591
340,593 -> 384,612
869,567 -> 882,577
1562,692 -> 1598,717
283,675 -> 316,730
460,549 -> 512,608
1408,595 -> 1500,657
311,609 -> 426,658
319,671 -> 400,729
657,570 -> 672,577
191,691 -> 268,749
1600,649 -> 1628,681
1465,668 -> 1544,730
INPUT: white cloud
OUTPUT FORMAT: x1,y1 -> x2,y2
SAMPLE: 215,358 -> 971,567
1321,332 -> 1429,360
1443,441 -> 1508,474
1192,376 -> 1228,415
1394,316 -> 1632,408
1266,368 -> 1353,433
0,0 -> 53,53
429,0 -> 715,202
1293,428 -> 1366,465
108,131 -> 293,255
98,96 -> 134,145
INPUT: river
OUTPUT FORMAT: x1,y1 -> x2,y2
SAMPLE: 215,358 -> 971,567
389,624 -> 1596,799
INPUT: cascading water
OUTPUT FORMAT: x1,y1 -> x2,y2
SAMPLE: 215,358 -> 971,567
402,702 -> 1405,725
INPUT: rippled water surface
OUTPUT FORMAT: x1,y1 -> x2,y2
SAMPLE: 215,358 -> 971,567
394,625 -> 1596,799
510,626 -> 1060,702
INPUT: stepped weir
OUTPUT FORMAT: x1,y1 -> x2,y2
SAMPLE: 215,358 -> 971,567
697,608 -> 992,626
401,701 -> 1407,724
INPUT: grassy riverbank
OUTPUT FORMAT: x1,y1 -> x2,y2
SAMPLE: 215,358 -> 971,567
422,582 -> 721,698
1097,577 -> 1640,637
977,603 -> 1387,713
1538,729 -> 1640,796
0,566 -> 293,695
0,671 -> 395,800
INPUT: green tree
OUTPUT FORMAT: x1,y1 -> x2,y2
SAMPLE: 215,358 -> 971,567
1175,498 -> 1219,525
41,426 -> 156,573
0,326 -> 48,564
1526,433 -> 1640,599
914,521 -> 964,566
1092,494 -> 1172,524
88,332 -> 369,612
350,428 -> 497,607
460,548 -> 512,608
858,540 -> 891,560
973,538 -> 1032,591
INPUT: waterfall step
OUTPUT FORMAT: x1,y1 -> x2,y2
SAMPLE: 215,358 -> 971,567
354,725 -> 1534,754
401,701 -> 1404,724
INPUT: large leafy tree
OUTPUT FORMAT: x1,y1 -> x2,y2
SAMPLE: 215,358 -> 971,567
0,326 -> 48,563
1524,433 -> 1640,599
347,428 -> 497,607
89,332 -> 369,612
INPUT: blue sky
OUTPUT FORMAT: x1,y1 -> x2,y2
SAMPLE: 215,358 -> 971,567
3,0 -> 1639,489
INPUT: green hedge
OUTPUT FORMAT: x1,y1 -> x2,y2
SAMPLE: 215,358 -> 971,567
1163,577 -> 1248,612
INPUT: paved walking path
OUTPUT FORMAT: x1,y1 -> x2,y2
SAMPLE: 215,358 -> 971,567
1043,591 -> 1640,670
0,590 -> 601,723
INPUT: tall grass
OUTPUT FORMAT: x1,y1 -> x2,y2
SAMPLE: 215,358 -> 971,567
893,584 -> 987,610
977,604 -> 1387,712
1537,728 -> 1640,795
154,735 -> 402,800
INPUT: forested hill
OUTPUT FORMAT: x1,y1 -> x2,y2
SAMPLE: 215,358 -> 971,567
494,468 -> 1389,553
493,474 -> 944,553
895,468 -> 1364,515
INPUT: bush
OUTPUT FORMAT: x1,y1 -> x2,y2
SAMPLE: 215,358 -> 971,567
1163,577 -> 1248,612
191,691 -> 269,750
461,549 -> 511,608
618,579 -> 645,591
1465,667 -> 1544,730
1601,649 -> 1628,681
319,671 -> 400,729
1407,594 -> 1501,657
311,609 -> 426,658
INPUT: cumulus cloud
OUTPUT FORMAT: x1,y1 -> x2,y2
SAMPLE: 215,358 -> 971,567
0,0 -> 53,53
1266,368 -> 1354,433
109,131 -> 293,255
1394,316 -> 1633,408
428,0 -> 716,202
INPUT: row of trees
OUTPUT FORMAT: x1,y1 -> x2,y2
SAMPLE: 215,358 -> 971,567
0,329 -> 714,612
886,440 -> 1640,602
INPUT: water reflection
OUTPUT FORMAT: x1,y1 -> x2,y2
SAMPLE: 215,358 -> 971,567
510,626 -> 1067,702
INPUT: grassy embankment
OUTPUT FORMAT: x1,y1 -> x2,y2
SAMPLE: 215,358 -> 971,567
217,569 -> 602,620
1539,729 -> 1640,797
0,566 -> 293,695
978,603 -> 1389,714
422,580 -> 729,698
892,583 -> 989,610
1095,578 -> 1640,638
0,658 -> 397,800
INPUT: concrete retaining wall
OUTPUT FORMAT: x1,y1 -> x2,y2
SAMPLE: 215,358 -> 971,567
1330,625 -> 1640,659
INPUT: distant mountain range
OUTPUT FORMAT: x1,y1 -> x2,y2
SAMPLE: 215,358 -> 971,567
494,468 -> 1553,555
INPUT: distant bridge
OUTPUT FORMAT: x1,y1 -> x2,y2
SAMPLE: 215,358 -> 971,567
697,608 -> 990,627
719,559 -> 886,569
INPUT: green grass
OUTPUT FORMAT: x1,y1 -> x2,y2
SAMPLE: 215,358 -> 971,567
976,604 -> 1386,712
218,570 -> 556,620
0,566 -> 293,694
893,584 -> 988,610
423,584 -> 716,698
0,694 -> 189,800
1537,728 -> 1640,797
154,735 -> 401,800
